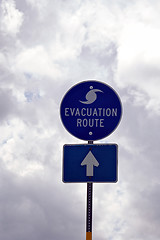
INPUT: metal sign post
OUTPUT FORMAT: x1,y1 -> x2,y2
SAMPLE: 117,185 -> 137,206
86,182 -> 93,240
86,140 -> 94,240
60,80 -> 122,240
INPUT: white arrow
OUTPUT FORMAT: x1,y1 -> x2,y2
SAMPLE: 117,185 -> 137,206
81,151 -> 99,177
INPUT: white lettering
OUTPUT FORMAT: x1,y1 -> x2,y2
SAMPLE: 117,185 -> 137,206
70,108 -> 75,116
81,108 -> 86,116
76,118 -> 105,127
88,119 -> 94,127
106,108 -> 111,116
83,119 -> 88,127
64,108 -> 118,117
93,108 -> 98,116
95,119 -> 99,127
87,108 -> 92,116
77,119 -> 82,127
112,108 -> 117,116
75,108 -> 80,116
100,119 -> 104,127
65,108 -> 69,116
98,108 -> 102,116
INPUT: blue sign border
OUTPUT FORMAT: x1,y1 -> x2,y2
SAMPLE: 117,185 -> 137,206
63,144 -> 118,183
60,80 -> 122,141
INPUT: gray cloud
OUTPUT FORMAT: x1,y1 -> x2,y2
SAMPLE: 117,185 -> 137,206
0,89 -> 18,121
0,0 -> 160,239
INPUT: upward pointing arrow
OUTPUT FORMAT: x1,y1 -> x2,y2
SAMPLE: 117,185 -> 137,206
81,151 -> 99,177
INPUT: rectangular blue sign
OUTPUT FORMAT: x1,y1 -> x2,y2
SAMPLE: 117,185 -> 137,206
63,144 -> 118,183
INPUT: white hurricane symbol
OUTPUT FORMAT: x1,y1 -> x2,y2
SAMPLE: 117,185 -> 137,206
79,89 -> 103,104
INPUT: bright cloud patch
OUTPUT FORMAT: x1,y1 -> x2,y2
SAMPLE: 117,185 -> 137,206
116,4 -> 160,115
15,45 -> 61,78
0,0 -> 24,35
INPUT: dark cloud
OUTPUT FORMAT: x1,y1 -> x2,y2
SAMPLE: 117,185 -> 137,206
0,89 -> 18,121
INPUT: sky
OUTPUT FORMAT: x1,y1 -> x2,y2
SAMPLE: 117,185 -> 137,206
0,0 -> 160,239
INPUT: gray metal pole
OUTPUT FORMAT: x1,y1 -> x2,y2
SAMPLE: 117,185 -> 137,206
86,140 -> 93,240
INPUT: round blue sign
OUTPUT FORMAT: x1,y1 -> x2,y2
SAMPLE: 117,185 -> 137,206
60,80 -> 122,141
